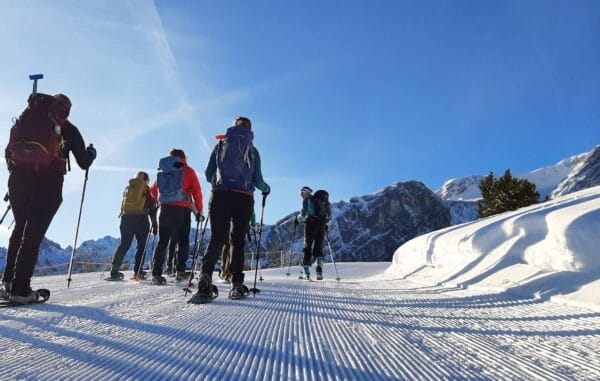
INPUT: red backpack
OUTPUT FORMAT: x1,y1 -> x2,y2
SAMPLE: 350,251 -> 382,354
6,93 -> 66,172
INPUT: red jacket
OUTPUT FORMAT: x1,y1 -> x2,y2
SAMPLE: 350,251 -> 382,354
150,164 -> 203,215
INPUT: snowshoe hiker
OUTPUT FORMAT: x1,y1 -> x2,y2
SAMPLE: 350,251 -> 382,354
297,187 -> 331,280
108,171 -> 157,281
150,149 -> 203,284
192,116 -> 270,301
2,91 -> 96,303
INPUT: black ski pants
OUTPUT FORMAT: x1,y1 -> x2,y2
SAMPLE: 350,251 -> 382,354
111,214 -> 150,275
202,191 -> 253,285
2,169 -> 62,296
303,220 -> 326,266
151,205 -> 191,277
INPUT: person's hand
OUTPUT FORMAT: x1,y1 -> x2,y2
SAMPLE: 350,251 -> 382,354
86,144 -> 97,161
262,185 -> 270,196
196,213 -> 205,223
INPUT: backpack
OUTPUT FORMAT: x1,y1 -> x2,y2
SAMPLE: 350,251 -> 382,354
121,177 -> 148,215
215,126 -> 255,192
311,190 -> 331,221
5,93 -> 65,172
156,156 -> 188,204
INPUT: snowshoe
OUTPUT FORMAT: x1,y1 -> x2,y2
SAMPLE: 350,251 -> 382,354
105,271 -> 125,281
228,284 -> 248,300
151,276 -> 167,285
131,270 -> 147,281
0,289 -> 50,307
188,284 -> 218,304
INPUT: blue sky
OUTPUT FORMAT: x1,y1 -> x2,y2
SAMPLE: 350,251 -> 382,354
0,0 -> 599,248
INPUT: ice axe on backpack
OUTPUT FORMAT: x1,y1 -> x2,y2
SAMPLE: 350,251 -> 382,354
249,194 -> 267,296
29,73 -> 43,94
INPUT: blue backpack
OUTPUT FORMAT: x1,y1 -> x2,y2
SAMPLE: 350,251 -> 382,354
216,126 -> 255,192
157,156 -> 188,204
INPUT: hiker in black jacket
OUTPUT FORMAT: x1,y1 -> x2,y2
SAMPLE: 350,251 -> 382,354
2,93 -> 96,304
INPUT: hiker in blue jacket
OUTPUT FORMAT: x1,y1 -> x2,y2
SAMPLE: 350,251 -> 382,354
189,116 -> 270,302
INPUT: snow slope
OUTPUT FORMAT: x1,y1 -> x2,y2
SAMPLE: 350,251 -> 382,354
0,264 -> 599,380
387,186 -> 600,310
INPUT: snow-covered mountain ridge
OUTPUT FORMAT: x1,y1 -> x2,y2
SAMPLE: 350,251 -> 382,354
436,145 -> 597,201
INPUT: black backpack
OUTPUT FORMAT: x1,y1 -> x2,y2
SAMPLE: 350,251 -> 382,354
311,190 -> 331,221
5,93 -> 65,172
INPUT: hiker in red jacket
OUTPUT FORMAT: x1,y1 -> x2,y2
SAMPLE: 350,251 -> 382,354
149,149 -> 203,284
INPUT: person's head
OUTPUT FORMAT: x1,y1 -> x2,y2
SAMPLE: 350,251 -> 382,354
136,171 -> 150,184
170,148 -> 187,164
300,186 -> 313,199
234,116 -> 252,129
50,93 -> 72,124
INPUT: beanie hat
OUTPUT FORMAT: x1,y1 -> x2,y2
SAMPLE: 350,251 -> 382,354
170,149 -> 186,158
136,171 -> 149,182
300,186 -> 313,194
234,116 -> 252,129
51,93 -> 72,117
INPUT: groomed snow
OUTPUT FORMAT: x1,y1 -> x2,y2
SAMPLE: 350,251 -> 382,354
387,186 -> 600,311
0,261 -> 599,380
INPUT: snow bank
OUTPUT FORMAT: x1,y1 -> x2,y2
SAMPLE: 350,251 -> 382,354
386,186 -> 600,310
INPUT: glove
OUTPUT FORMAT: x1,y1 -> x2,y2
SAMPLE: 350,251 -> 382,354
151,224 -> 158,235
296,214 -> 305,224
261,185 -> 270,196
86,145 -> 97,161
325,224 -> 329,232
195,213 -> 205,223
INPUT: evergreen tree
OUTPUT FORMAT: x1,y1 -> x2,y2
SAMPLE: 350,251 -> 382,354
477,169 -> 540,217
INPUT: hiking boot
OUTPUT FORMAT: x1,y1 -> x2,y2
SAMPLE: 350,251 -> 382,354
109,271 -> 124,281
175,271 -> 188,282
228,284 -> 246,300
151,276 -> 167,285
195,274 -> 212,298
10,289 -> 40,305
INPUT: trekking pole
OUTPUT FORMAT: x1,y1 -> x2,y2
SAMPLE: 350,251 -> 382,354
0,193 -> 11,225
252,227 -> 264,283
325,232 -> 341,281
249,194 -> 267,296
67,164 -> 91,288
184,215 -> 210,296
285,221 -> 298,277
135,232 -> 155,280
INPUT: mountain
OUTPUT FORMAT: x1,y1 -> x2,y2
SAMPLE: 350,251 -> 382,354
435,145 -> 598,225
260,181 -> 451,263
435,147 -> 593,202
552,145 -> 600,198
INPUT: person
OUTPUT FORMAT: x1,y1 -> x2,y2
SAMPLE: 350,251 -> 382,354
2,93 -> 96,303
107,171 -> 157,281
190,116 -> 269,302
297,186 -> 328,280
150,149 -> 203,284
